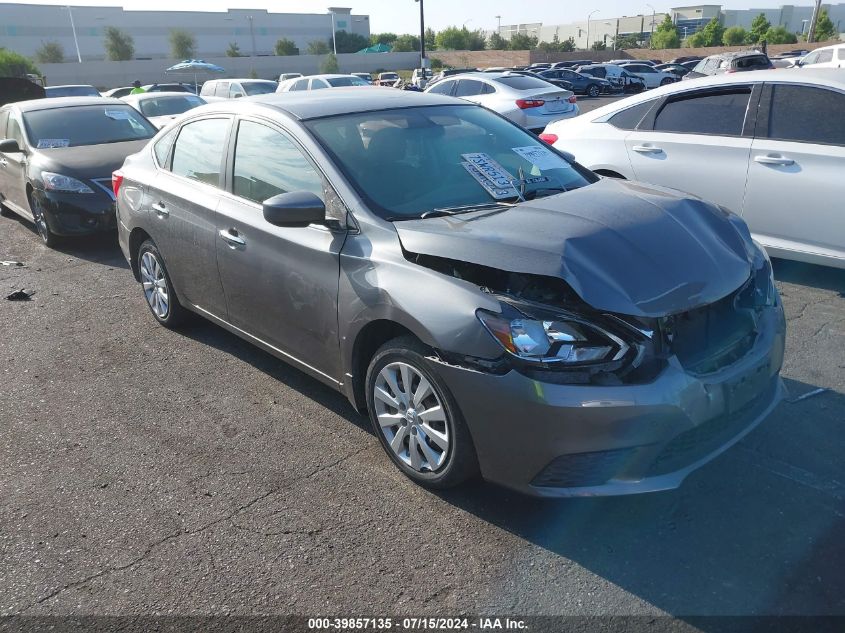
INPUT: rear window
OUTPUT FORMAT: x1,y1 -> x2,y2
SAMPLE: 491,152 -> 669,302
23,105 -> 157,148
139,95 -> 204,118
45,86 -> 99,97
241,81 -> 277,95
493,76 -> 553,90
735,55 -> 770,70
327,76 -> 369,87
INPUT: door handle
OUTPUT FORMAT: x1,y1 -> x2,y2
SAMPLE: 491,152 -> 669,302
219,228 -> 246,247
754,154 -> 794,166
151,202 -> 169,217
632,145 -> 663,154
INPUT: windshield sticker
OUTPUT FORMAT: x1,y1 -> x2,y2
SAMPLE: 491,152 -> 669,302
461,162 -> 517,200
512,146 -> 570,170
36,138 -> 70,149
104,109 -> 132,120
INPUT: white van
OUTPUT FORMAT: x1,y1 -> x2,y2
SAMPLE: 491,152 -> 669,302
799,44 -> 845,69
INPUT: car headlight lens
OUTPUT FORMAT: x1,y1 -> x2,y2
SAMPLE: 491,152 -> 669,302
41,172 -> 94,194
477,309 -> 628,364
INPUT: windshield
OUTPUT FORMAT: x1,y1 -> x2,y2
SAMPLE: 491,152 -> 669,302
45,86 -> 99,97
306,104 -> 596,220
242,82 -> 277,95
139,95 -> 204,117
327,76 -> 370,87
24,104 -> 157,148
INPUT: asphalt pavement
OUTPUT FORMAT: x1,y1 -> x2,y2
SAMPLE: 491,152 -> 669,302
1,199 -> 843,620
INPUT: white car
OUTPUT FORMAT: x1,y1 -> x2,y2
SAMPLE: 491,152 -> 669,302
120,91 -> 206,128
425,72 -> 578,133
277,74 -> 371,92
199,79 -> 277,102
798,44 -> 845,69
618,62 -> 677,88
541,69 -> 845,269
278,72 -> 303,82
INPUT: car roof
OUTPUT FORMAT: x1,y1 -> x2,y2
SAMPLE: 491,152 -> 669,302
582,68 -> 845,119
182,87 -> 463,121
12,96 -> 124,112
126,91 -> 201,100
707,50 -> 768,60
45,84 -> 95,89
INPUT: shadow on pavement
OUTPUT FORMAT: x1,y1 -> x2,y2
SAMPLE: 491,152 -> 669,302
773,258 -> 845,295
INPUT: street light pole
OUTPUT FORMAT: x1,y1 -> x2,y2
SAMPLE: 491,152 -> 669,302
414,0 -> 426,69
806,0 -> 822,43
586,10 -> 599,51
65,5 -> 82,63
329,11 -> 337,55
495,15 -> 501,35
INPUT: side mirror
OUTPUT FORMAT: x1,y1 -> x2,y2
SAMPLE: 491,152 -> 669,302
232,92 -> 244,98
0,138 -> 22,153
263,191 -> 325,228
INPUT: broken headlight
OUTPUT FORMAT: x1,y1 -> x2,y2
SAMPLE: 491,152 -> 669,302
477,308 -> 630,365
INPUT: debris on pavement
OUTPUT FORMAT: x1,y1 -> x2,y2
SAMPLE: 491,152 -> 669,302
5,289 -> 34,301
788,387 -> 828,404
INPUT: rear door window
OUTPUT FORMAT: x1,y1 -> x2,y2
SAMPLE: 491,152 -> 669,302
764,84 -> 845,145
817,49 -> 834,63
454,80 -> 485,97
214,82 -> 230,98
653,88 -> 752,136
170,117 -> 230,187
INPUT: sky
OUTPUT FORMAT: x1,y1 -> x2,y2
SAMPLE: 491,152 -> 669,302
8,0 -> 824,33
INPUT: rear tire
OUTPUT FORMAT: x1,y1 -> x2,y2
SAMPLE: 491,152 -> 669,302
137,239 -> 189,328
365,336 -> 479,490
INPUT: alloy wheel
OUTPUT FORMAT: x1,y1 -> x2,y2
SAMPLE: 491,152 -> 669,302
140,251 -> 169,319
373,361 -> 450,472
588,84 -> 600,97
31,198 -> 50,244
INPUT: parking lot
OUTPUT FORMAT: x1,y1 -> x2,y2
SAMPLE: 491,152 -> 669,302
1,189 -> 843,621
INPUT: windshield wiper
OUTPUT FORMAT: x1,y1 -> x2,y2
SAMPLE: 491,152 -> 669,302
420,202 -> 511,219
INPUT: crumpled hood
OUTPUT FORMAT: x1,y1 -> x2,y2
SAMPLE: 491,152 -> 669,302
395,178 -> 754,317
36,139 -> 149,180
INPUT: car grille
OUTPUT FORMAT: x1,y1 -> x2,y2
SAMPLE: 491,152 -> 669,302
531,447 -> 637,488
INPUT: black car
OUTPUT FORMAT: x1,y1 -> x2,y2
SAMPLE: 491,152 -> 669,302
551,60 -> 594,69
684,51 -> 773,80
0,97 -> 157,246
538,68 -> 614,97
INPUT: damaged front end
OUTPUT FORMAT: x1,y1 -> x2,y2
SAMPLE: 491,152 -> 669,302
407,246 -> 779,386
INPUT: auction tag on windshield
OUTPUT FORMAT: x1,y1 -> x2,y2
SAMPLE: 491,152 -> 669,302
36,139 -> 70,149
462,162 -> 516,200
104,109 -> 131,120
512,146 -> 569,170
461,153 -> 516,189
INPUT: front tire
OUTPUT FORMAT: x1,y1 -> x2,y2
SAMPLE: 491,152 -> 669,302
137,239 -> 189,328
660,77 -> 674,86
587,84 -> 601,97
365,336 -> 479,489
29,193 -> 61,248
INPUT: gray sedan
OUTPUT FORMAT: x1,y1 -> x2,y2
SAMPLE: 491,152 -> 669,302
113,88 -> 785,496
425,72 -> 578,133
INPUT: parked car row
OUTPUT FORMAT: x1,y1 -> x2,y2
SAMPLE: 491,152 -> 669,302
5,65 -> 843,500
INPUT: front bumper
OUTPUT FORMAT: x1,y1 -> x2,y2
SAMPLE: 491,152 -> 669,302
433,305 -> 786,497
37,188 -> 116,236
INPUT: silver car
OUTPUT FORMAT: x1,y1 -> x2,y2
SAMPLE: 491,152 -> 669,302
543,68 -> 845,269
114,89 -> 785,497
425,72 -> 578,133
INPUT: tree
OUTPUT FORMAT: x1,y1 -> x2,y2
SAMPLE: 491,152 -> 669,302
466,29 -> 486,50
169,29 -> 196,59
536,34 -> 575,53
320,52 -> 339,74
687,17 -> 724,47
307,40 -> 331,55
592,40 -> 607,51
392,34 -> 421,52
722,26 -> 748,46
370,33 -> 397,46
749,13 -> 771,44
0,49 -> 40,78
35,41 -> 64,63
103,26 -> 135,61
225,42 -> 242,57
274,38 -> 298,56
651,15 -> 681,49
764,25 -> 798,44
488,32 -> 507,50
811,9 -> 838,42
334,30 -> 369,53
435,26 -> 468,50
424,27 -> 437,51
613,33 -> 642,49
507,33 -> 538,50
